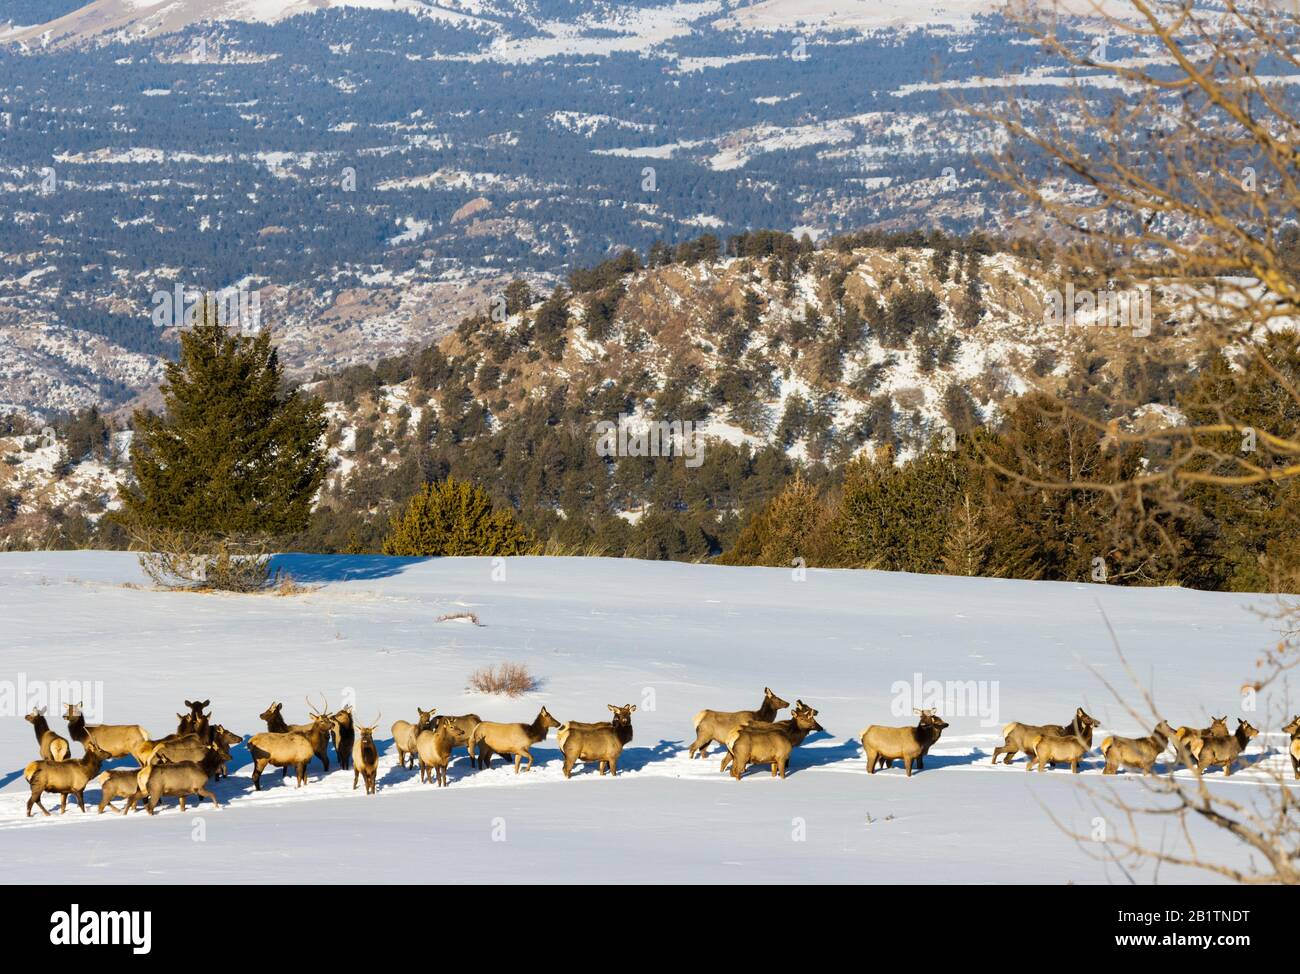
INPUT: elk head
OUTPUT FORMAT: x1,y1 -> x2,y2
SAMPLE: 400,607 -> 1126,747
607,703 -> 637,728
764,687 -> 790,711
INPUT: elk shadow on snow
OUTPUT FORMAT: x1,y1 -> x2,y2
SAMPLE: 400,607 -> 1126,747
267,553 -> 430,583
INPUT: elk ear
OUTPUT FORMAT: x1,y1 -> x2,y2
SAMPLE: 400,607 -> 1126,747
629,705 -> 637,712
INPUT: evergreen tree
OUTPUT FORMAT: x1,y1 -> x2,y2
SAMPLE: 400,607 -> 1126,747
120,310 -> 327,540
382,477 -> 533,556
1180,331 -> 1300,591
720,473 -> 833,567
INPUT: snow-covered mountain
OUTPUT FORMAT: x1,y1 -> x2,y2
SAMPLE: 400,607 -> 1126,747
3,0 -> 487,45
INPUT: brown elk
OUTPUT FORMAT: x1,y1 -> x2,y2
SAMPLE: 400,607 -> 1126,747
63,702 -> 150,763
133,744 -> 226,814
352,714 -> 381,794
1190,718 -> 1259,776
727,704 -> 825,780
247,713 -> 332,789
392,707 -> 437,770
468,706 -> 562,773
259,698 -> 332,771
439,714 -> 483,767
1101,720 -> 1176,775
210,724 -> 241,779
1025,730 -> 1090,773
332,706 -> 356,771
861,710 -> 949,777
1283,715 -> 1300,780
95,769 -> 143,815
135,733 -> 209,767
1172,716 -> 1229,755
25,707 -> 69,761
719,699 -> 817,773
416,716 -> 462,787
688,687 -> 789,759
25,741 -> 107,816
991,707 -> 1100,766
560,704 -> 637,778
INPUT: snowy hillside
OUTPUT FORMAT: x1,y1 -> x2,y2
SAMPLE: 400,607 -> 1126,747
0,551 -> 1291,883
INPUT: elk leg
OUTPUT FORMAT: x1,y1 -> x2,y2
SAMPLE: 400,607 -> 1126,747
353,769 -> 360,790
903,757 -> 913,778
688,733 -> 710,759
521,750 -> 534,772
562,755 -> 574,779
1070,759 -> 1080,774
609,757 -> 618,776
200,789 -> 220,808
75,789 -> 86,812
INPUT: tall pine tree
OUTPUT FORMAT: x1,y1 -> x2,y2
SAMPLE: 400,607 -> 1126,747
120,308 -> 327,540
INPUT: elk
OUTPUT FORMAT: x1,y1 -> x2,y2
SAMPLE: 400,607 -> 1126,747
1283,715 -> 1300,780
392,707 -> 437,770
63,702 -> 150,762
560,704 -> 636,778
25,741 -> 107,816
178,699 -> 211,741
134,733 -> 209,767
1190,718 -> 1259,776
719,699 -> 817,773
1172,716 -> 1229,754
1025,730 -> 1091,774
688,687 -> 789,759
1101,720 -> 1176,775
416,716 -> 463,787
247,713 -> 332,789
134,744 -> 226,815
861,710 -> 949,777
95,769 -> 143,815
467,706 -> 562,773
209,724 -> 241,779
991,707 -> 1100,766
727,705 -> 824,780
259,697 -> 332,771
352,714 -> 381,794
440,714 -> 483,767
332,706 -> 356,771
25,707 -> 69,762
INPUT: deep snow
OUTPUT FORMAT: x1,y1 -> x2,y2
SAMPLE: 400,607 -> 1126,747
0,551 -> 1293,884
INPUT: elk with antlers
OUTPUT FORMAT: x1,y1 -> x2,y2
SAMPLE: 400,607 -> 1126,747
861,710 -> 949,778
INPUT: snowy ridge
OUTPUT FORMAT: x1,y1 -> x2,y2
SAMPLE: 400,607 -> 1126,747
0,551 -> 1287,882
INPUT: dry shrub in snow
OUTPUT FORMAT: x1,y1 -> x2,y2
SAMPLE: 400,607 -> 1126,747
468,662 -> 539,697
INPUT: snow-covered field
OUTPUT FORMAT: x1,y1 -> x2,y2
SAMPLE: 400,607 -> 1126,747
0,552 -> 1292,884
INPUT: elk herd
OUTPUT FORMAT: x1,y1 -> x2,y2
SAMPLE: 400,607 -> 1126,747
16,690 -> 1298,818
